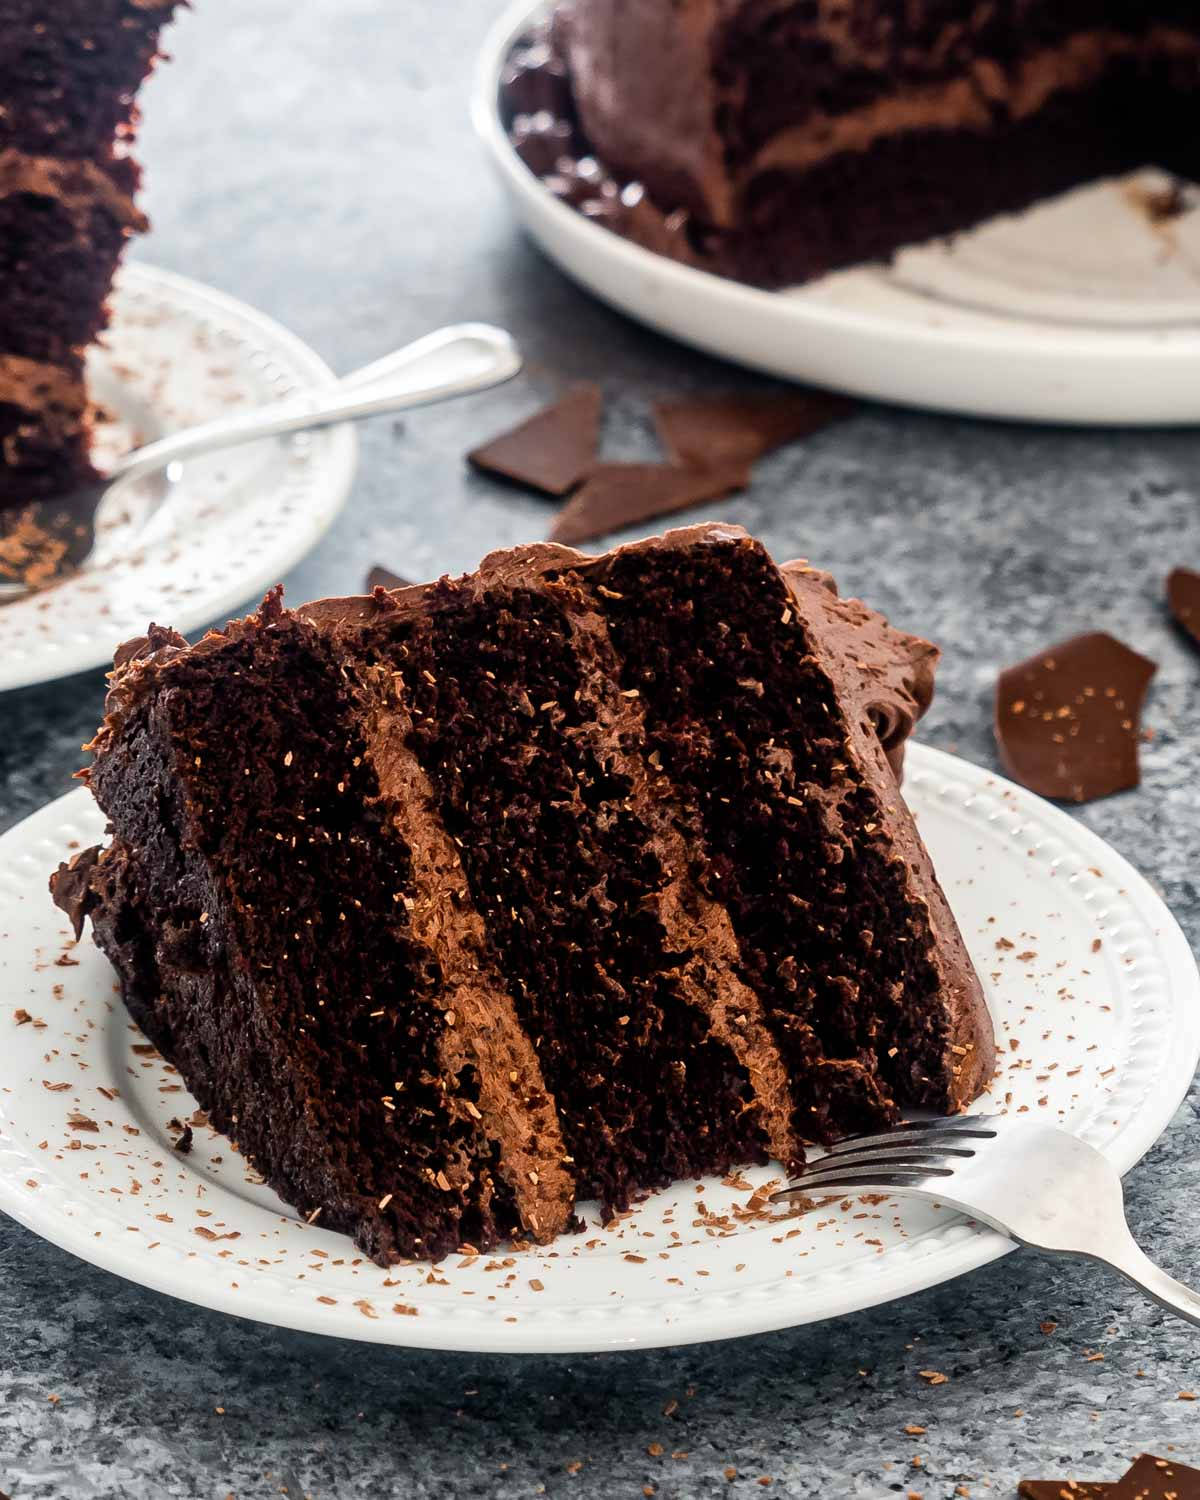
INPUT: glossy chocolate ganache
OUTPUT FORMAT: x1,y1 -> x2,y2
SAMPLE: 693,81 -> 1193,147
499,2 -> 1200,289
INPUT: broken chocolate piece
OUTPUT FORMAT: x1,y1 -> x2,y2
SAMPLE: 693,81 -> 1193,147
547,461 -> 746,546
1167,566 -> 1200,647
468,384 -> 602,496
367,566 -> 412,592
1109,1454 -> 1200,1500
653,391 -> 855,471
1018,1482 -> 1112,1499
995,632 -> 1156,803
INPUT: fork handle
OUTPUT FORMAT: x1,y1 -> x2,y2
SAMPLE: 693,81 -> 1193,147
1095,1228 -> 1200,1328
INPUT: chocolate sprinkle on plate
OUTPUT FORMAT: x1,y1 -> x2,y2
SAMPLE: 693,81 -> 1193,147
367,566 -> 413,592
1167,566 -> 1200,646
995,632 -> 1156,804
653,391 -> 856,471
468,384 -> 602,496
547,462 -> 746,546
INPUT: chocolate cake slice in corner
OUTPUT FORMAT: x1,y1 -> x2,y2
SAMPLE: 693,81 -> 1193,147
0,1 -> 182,585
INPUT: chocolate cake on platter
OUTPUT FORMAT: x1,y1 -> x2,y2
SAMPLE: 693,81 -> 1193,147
52,524 -> 994,1264
501,2 -> 1200,289
0,1 -> 181,583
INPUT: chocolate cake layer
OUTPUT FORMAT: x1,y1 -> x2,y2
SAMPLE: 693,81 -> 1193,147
511,5 -> 1200,289
55,525 -> 994,1263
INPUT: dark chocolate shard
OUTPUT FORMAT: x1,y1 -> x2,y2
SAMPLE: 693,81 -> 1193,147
49,845 -> 103,940
995,632 -> 1156,804
653,391 -> 856,471
367,566 -> 412,592
547,462 -> 746,546
1018,1483 -> 1112,1499
468,384 -> 602,496
1167,566 -> 1200,646
1109,1454 -> 1200,1499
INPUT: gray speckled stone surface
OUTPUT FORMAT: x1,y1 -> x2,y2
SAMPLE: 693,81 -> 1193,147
3,3 -> 1200,1496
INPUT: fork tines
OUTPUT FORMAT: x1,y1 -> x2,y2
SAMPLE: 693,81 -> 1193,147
770,1115 -> 1000,1202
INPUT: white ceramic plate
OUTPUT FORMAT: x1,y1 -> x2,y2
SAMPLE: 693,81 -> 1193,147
1,744 -> 1197,1353
474,1 -> 1200,426
0,262 -> 356,694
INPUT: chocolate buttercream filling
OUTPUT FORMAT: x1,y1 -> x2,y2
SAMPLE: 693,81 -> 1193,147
356,668 -> 575,1242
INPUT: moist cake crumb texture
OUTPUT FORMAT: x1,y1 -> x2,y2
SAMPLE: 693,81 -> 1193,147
51,524 -> 995,1264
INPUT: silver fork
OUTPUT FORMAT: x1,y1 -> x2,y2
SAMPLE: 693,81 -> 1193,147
771,1114 -> 1200,1328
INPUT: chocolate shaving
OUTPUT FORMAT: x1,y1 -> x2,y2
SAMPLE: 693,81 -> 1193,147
468,385 -> 602,496
1167,566 -> 1200,647
653,391 -> 855,471
548,462 -> 746,546
367,566 -> 413,592
995,632 -> 1156,803
168,1118 -> 194,1154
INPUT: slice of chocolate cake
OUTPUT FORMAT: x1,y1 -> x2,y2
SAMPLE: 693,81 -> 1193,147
0,1 -> 181,583
52,524 -> 994,1264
